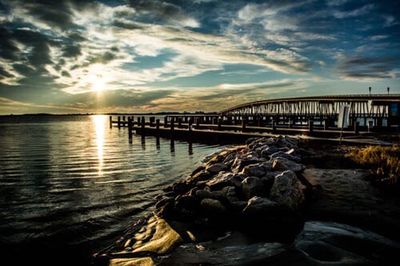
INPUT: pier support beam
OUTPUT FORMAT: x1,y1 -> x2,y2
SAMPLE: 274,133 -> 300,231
128,117 -> 132,142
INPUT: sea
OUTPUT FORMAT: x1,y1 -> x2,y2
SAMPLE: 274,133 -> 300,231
0,114 -> 220,265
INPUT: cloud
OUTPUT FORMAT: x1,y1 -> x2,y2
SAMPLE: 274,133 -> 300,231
0,96 -> 84,114
148,80 -> 307,112
333,4 -> 374,19
3,0 -> 98,31
127,0 -> 200,28
338,56 -> 400,80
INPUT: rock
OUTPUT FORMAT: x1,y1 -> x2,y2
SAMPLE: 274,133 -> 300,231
206,172 -> 244,190
175,195 -> 198,210
200,198 -> 227,213
260,172 -> 276,194
241,196 -> 304,242
205,163 -> 227,174
155,197 -> 173,209
270,151 -> 301,162
242,176 -> 264,199
270,170 -> 305,209
185,170 -> 212,185
161,240 -> 288,265
260,146 -> 281,158
190,165 -> 205,177
241,163 -> 266,177
223,186 -> 247,211
195,187 -> 224,199
172,182 -> 191,194
231,156 -> 264,173
242,196 -> 279,214
272,157 -> 305,173
109,257 -> 155,266
195,188 -> 213,199
128,216 -> 183,255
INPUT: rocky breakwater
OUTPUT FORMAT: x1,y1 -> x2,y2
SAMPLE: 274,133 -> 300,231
97,137 -> 314,266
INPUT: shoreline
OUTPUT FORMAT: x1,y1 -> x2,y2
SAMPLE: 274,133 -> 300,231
94,136 -> 400,266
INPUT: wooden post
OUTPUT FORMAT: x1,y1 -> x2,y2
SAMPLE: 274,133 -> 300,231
118,116 -> 121,129
109,116 -> 112,128
141,116 -> 145,135
170,119 -> 175,138
242,117 -> 247,132
178,118 -> 182,128
309,120 -> 314,134
122,115 -> 126,121
196,118 -> 200,128
156,119 -> 160,135
128,117 -> 132,142
218,118 -> 222,130
164,116 -> 168,128
188,118 -> 193,131
272,117 -> 276,132
354,121 -> 359,135
137,116 -> 141,126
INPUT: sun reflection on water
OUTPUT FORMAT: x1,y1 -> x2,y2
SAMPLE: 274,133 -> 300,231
93,115 -> 105,176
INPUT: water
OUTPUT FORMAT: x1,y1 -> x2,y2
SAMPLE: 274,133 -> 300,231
0,115 -> 220,265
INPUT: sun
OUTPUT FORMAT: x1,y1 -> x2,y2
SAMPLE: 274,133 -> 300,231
90,74 -> 106,93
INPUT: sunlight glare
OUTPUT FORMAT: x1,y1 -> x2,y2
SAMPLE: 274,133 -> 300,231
93,115 -> 105,176
91,75 -> 105,93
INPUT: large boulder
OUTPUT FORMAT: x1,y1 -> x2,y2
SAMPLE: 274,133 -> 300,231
224,186 -> 247,211
272,157 -> 305,173
242,196 -> 279,214
206,172 -> 244,189
242,176 -> 265,199
206,163 -> 228,174
260,146 -> 282,158
270,170 -> 305,210
185,170 -> 212,185
270,151 -> 301,162
200,198 -> 227,213
124,216 -> 183,255
231,155 -> 264,173
241,163 -> 266,177
242,196 -> 304,242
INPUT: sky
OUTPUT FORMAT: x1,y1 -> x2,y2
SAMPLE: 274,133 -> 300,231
0,0 -> 399,114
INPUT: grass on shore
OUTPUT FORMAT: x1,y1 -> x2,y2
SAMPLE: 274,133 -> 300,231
347,145 -> 400,185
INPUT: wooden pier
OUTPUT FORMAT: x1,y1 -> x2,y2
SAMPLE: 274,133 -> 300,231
109,94 -> 400,144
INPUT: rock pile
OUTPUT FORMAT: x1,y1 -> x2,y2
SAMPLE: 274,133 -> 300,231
156,136 -> 308,242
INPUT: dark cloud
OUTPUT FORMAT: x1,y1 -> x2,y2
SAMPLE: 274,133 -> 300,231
67,32 -> 86,42
0,27 -> 20,60
12,64 -> 35,76
112,20 -> 144,30
0,66 -> 14,78
339,56 -> 399,79
61,70 -> 71,77
87,51 -> 117,65
3,0 -> 97,30
62,44 -> 81,58
128,0 -> 198,27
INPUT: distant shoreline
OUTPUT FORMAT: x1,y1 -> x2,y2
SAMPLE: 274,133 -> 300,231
0,112 -> 218,117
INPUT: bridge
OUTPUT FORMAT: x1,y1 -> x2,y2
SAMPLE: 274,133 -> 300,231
219,94 -> 400,129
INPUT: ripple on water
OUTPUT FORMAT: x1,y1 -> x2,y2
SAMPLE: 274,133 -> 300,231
0,115 -> 220,249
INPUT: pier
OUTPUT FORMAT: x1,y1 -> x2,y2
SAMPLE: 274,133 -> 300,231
109,94 -> 400,143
